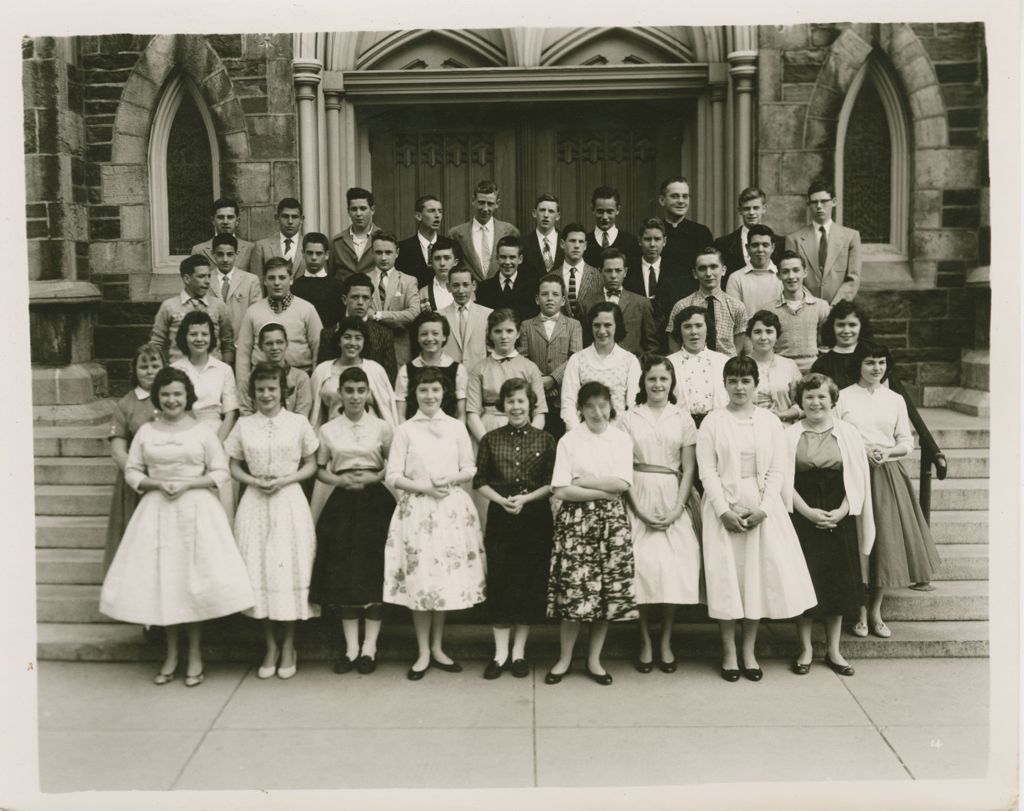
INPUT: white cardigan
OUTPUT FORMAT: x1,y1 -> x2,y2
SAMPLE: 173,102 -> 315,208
783,417 -> 876,556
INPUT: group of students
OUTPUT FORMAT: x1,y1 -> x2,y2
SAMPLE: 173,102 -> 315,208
96,177 -> 941,688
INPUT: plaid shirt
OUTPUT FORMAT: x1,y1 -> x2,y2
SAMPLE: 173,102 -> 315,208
666,288 -> 749,356
473,423 -> 556,496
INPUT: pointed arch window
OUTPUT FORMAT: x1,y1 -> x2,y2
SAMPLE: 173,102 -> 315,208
836,55 -> 910,260
149,75 -> 220,272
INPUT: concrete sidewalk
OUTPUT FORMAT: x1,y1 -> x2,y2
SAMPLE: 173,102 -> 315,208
38,657 -> 988,791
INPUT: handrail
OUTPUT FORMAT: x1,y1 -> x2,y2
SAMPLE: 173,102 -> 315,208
890,378 -> 948,522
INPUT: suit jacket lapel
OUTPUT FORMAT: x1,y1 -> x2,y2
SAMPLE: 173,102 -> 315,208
824,227 -> 845,276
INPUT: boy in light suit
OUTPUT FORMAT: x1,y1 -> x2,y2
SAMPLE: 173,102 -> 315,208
448,180 -> 520,282
785,178 -> 861,305
440,266 -> 492,374
367,231 -> 420,366
209,233 -> 263,342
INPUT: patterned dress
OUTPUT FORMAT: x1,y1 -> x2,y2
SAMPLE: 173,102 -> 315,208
103,388 -> 157,573
474,423 -> 556,624
383,411 -> 486,611
223,410 -> 320,620
99,421 -> 254,626
547,423 -> 637,622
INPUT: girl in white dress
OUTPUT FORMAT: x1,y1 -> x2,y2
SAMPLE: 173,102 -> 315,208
622,356 -> 701,674
698,355 -> 816,683
383,367 -> 486,680
225,363 -> 320,680
747,310 -> 803,423
99,368 -> 253,687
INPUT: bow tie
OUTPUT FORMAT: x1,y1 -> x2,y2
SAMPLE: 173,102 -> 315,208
495,356 -> 514,363
541,315 -> 559,322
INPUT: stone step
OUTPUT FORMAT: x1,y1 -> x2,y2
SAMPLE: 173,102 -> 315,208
35,515 -> 107,548
907,448 -> 989,479
35,485 -> 114,517
927,479 -> 988,511
33,424 -> 110,458
35,618 -> 988,662
37,549 -> 105,584
960,349 -> 989,392
879,580 -> 987,621
38,585 -> 110,623
946,389 -> 990,418
919,385 -> 959,408
914,408 -> 990,450
930,510 -> 987,544
933,544 -> 988,581
33,398 -> 116,427
35,457 -> 117,486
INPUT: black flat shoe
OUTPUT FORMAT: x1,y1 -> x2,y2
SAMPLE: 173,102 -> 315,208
430,657 -> 463,673
544,665 -> 570,685
824,655 -> 855,676
791,661 -> 811,676
656,655 -> 677,674
355,655 -> 376,675
510,659 -> 529,678
720,667 -> 741,682
741,667 -> 763,682
483,660 -> 505,680
634,657 -> 654,674
585,665 -> 613,686
407,664 -> 429,681
333,656 -> 354,675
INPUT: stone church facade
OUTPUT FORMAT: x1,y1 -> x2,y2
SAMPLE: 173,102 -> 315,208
24,23 -> 989,408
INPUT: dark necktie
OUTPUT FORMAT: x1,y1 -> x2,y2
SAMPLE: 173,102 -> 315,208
542,238 -> 553,270
284,237 -> 293,256
705,295 -> 718,352
646,265 -> 658,300
378,271 -> 388,308
818,226 -> 828,273
568,266 -> 577,304
504,278 -> 512,294
601,231 -> 610,248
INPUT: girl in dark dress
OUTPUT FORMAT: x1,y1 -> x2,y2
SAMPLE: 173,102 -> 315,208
395,310 -> 467,421
474,378 -> 556,680
785,373 -> 874,677
104,343 -> 163,572
811,300 -> 875,390
311,366 -> 396,675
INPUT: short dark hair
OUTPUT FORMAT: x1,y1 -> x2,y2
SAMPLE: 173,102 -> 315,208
338,365 -> 369,390
128,343 -> 164,389
737,187 -> 767,205
534,193 -> 560,209
411,309 -> 451,352
211,233 -> 238,251
302,232 -> 329,251
429,236 -> 457,259
577,380 -> 615,420
820,300 -> 874,347
415,194 -> 440,212
600,247 -> 628,270
496,377 -> 537,414
852,340 -> 894,382
487,307 -> 521,339
636,355 -> 677,405
257,322 -> 289,345
639,217 -> 667,237
474,180 -> 499,197
587,301 -> 627,343
807,177 -> 835,199
694,246 -> 723,268
746,309 -> 783,338
447,266 -> 475,284
371,231 -> 399,249
276,197 -> 302,214
175,309 -> 218,358
248,361 -> 289,404
672,306 -> 707,345
658,176 -> 690,194
343,273 -> 374,296
263,256 -> 292,275
723,354 -> 759,385
537,272 -> 566,295
496,235 -> 522,255
211,197 -> 239,216
591,185 -> 620,206
336,316 -> 370,347
413,365 -> 450,394
179,254 -> 210,278
746,224 -> 775,242
560,222 -> 587,241
347,187 -> 375,207
151,367 -> 197,412
793,372 -> 840,406
777,249 -> 805,269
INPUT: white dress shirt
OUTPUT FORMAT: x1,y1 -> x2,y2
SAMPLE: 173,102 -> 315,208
594,225 -> 619,247
279,234 -> 297,262
417,232 -> 436,265
643,260 -> 661,298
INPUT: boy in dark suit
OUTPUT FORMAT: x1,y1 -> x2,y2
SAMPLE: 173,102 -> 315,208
292,232 -> 345,329
714,186 -> 786,283
583,185 -> 641,272
625,217 -> 687,353
395,194 -> 444,289
474,235 -> 540,321
658,176 -> 712,294
520,193 -> 563,278
578,248 -> 658,357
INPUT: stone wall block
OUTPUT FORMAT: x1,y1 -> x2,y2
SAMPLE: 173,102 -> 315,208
58,109 -> 86,155
920,35 -> 980,62
805,85 -> 843,120
209,97 -> 247,138
780,151 -> 826,191
202,68 -> 234,105
908,85 -> 946,121
803,117 -> 833,150
243,204 -> 277,239
758,50 -> 782,102
245,114 -> 297,159
100,164 -> 148,205
781,85 -> 814,103
913,115 -> 948,149
135,43 -> 176,86
900,55 -> 939,95
113,100 -> 151,138
180,36 -> 218,82
912,190 -> 943,228
759,25 -> 812,50
119,74 -> 158,111
111,133 -> 146,165
891,39 -> 929,71
771,194 -> 810,235
912,229 -> 978,261
266,59 -> 298,114
224,161 -> 272,203
272,161 -> 298,200
914,148 -> 978,189
118,205 -> 149,241
910,259 -> 939,287
758,104 -> 806,151
758,152 -> 781,193
24,153 -> 62,202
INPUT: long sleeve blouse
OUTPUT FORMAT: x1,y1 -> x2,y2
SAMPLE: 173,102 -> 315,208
836,384 -> 914,454
385,410 -> 476,488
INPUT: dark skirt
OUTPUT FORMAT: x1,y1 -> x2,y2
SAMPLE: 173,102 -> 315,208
791,467 -> 863,618
484,499 -> 553,625
311,481 -> 396,608
547,498 -> 637,622
870,460 -> 942,588
103,470 -> 140,574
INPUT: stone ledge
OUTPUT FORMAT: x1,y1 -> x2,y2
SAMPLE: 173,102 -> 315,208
29,279 -> 102,304
32,363 -> 108,406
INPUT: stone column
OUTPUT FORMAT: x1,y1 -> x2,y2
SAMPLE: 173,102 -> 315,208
728,50 -> 758,194
292,59 -> 323,233
709,80 -> 728,236
324,90 -> 344,237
